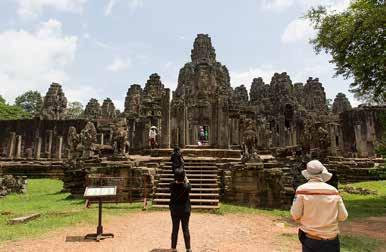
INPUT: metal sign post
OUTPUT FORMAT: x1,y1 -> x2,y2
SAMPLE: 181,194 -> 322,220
83,186 -> 117,241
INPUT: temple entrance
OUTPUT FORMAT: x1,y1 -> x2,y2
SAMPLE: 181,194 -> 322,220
188,125 -> 210,146
197,125 -> 209,146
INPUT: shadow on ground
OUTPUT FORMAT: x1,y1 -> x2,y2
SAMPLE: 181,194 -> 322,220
149,249 -> 175,252
65,236 -> 94,242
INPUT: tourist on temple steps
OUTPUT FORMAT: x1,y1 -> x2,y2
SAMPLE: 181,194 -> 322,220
171,146 -> 184,173
291,160 -> 348,252
169,168 -> 192,252
148,126 -> 158,149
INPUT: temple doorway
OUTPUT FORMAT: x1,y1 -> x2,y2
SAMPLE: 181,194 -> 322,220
197,125 -> 209,146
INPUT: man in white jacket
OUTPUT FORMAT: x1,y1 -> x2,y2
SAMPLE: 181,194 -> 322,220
291,160 -> 348,252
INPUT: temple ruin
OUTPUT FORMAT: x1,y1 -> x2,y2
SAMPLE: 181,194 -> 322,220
0,34 -> 385,209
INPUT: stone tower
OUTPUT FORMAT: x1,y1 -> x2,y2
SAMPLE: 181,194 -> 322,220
40,83 -> 67,120
332,93 -> 352,114
84,98 -> 101,119
101,98 -> 116,119
171,34 -> 233,148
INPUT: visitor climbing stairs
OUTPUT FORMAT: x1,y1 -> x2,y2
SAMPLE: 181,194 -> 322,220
152,159 -> 220,209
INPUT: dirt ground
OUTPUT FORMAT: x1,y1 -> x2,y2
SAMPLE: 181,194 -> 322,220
341,216 -> 386,242
1,211 -> 300,252
1,212 -> 385,252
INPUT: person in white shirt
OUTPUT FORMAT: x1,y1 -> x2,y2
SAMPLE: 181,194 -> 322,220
148,126 -> 158,149
291,160 -> 348,252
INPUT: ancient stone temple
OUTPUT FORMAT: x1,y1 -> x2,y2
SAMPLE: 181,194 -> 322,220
84,98 -> 101,119
124,73 -> 170,150
332,93 -> 352,114
171,34 -> 233,148
101,98 -> 117,119
0,33 -> 385,210
40,83 -> 67,120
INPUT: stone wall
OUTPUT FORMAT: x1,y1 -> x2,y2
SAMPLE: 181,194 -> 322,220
327,156 -> 386,183
0,175 -> 27,197
221,161 -> 294,209
340,105 -> 385,157
62,160 -> 155,201
0,119 -> 88,160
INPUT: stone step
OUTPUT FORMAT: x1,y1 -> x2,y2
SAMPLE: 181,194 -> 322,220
157,183 -> 218,187
161,165 -> 218,169
152,204 -> 219,209
155,193 -> 219,197
158,178 -> 218,182
153,198 -> 219,203
158,174 -> 217,178
159,169 -> 218,174
156,187 -> 220,192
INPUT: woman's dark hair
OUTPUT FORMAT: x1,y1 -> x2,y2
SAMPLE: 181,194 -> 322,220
174,168 -> 185,181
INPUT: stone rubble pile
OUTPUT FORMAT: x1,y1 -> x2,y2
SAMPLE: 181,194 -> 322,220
0,175 -> 27,197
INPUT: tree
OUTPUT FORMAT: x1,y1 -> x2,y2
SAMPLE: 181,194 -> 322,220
0,96 -> 31,120
306,0 -> 386,103
15,90 -> 43,115
66,101 -> 84,119
0,95 -> 5,104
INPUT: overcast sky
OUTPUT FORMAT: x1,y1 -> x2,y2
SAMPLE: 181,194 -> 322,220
0,0 -> 359,110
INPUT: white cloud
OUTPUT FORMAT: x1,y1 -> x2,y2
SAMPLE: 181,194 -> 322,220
104,0 -> 116,16
0,19 -> 78,104
261,0 -> 294,10
104,0 -> 143,15
281,19 -> 315,43
66,85 -> 103,104
16,0 -> 87,19
261,0 -> 351,12
230,65 -> 286,90
128,0 -> 144,11
107,57 -> 131,72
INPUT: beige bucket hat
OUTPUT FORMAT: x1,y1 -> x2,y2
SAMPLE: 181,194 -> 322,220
302,160 -> 332,182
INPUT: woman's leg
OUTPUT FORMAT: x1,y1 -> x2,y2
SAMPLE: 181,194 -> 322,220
171,214 -> 181,249
181,213 -> 191,250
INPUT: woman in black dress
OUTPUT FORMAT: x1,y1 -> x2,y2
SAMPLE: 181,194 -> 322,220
169,168 -> 192,252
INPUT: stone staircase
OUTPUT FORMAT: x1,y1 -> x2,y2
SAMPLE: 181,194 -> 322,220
152,159 -> 220,209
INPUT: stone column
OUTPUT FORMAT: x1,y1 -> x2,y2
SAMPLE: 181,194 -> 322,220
8,132 -> 16,159
15,135 -> 22,159
47,130 -> 53,159
100,133 -> 104,145
329,124 -> 337,156
56,136 -> 63,160
35,137 -> 42,159
354,124 -> 367,157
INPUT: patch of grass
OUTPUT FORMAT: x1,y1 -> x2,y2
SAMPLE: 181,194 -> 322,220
217,203 -> 290,218
341,180 -> 386,219
340,235 -> 385,252
0,179 -> 143,243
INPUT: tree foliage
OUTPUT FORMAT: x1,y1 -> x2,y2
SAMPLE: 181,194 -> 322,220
0,96 -> 31,120
306,0 -> 386,103
66,101 -> 84,119
15,90 -> 43,115
0,95 -> 5,104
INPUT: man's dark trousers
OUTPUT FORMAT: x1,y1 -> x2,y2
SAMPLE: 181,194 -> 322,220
299,229 -> 340,252
171,213 -> 191,250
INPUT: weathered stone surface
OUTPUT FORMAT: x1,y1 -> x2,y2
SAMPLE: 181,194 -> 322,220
0,175 -> 27,197
8,213 -> 40,225
124,84 -> 142,116
332,93 -> 352,114
101,98 -> 116,119
40,83 -> 67,120
84,98 -> 101,119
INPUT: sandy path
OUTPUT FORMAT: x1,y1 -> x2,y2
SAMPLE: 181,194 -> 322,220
0,211 -> 299,252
